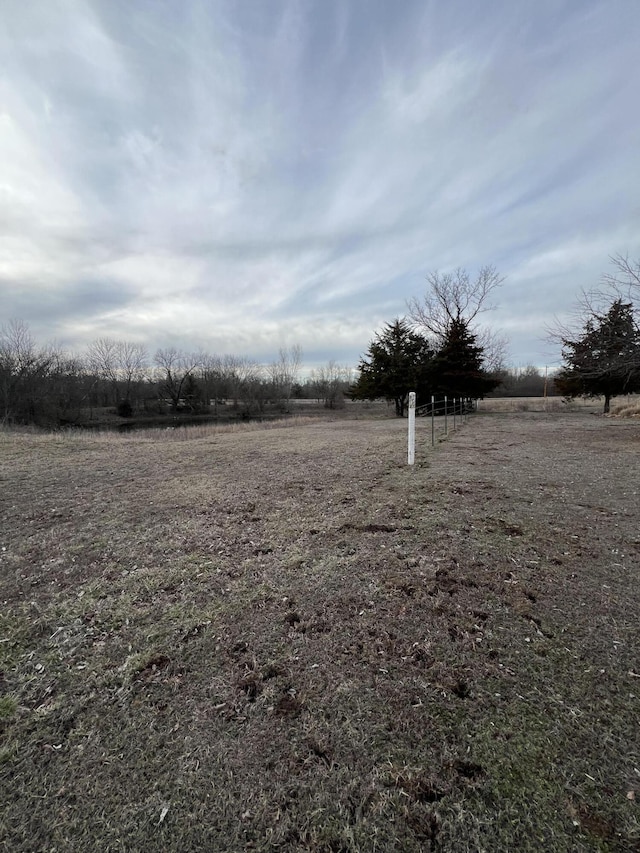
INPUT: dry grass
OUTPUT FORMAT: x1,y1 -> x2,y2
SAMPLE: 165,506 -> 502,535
482,395 -> 640,417
480,396 -> 595,413
1,412 -> 639,851
0,415 -> 323,445
610,397 -> 640,418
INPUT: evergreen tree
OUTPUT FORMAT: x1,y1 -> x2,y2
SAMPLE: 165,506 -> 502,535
555,299 -> 640,413
350,319 -> 433,416
430,319 -> 500,400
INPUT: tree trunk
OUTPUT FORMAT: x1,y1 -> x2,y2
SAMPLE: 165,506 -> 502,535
603,393 -> 611,414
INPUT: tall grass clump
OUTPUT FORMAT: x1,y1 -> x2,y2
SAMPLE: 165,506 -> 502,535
609,397 -> 640,418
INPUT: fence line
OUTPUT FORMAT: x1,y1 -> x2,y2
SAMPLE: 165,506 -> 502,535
408,395 -> 476,464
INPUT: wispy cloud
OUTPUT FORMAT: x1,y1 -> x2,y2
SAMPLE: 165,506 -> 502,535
1,0 -> 639,367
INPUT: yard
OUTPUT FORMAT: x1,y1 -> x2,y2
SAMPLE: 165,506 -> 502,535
1,409 -> 638,851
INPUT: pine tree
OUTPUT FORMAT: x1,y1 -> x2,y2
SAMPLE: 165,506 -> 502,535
350,319 -> 433,416
555,299 -> 640,413
430,319 -> 500,401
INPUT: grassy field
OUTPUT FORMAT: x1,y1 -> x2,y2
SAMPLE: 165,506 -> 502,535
1,411 -> 639,851
480,394 -> 640,415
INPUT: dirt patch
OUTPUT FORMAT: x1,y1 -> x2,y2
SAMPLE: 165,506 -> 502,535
0,412 -> 639,851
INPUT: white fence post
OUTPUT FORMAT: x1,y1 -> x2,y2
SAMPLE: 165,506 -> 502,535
431,395 -> 435,446
408,392 -> 416,465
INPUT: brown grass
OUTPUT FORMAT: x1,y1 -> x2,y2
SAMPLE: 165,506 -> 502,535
610,397 -> 640,418
481,394 -> 640,417
1,412 -> 639,851
480,396 -> 595,413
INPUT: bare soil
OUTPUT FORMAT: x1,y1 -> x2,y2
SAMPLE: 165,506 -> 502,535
1,411 -> 638,852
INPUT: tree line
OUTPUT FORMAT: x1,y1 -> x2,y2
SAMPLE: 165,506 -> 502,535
4,255 -> 639,426
0,329 -> 355,427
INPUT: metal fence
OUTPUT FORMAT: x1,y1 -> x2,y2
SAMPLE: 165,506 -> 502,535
408,394 -> 475,463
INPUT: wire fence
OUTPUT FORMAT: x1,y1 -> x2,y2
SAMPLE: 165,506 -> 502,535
421,395 -> 475,448
408,395 -> 475,463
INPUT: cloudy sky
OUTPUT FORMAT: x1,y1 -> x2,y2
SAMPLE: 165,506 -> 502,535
1,0 -> 639,370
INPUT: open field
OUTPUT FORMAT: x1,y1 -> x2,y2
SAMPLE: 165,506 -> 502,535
479,395 -> 640,415
1,411 -> 639,851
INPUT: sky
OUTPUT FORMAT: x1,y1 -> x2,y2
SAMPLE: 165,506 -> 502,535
1,0 -> 639,371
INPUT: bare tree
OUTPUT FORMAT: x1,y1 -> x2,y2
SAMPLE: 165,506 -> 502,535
118,341 -> 148,404
86,337 -> 119,406
268,344 -> 302,408
310,361 -> 353,408
199,354 -> 261,411
154,348 -> 203,412
479,327 -> 510,374
602,253 -> 640,297
87,338 -> 148,408
47,350 -> 87,423
408,266 -> 504,344
0,320 -> 56,423
198,352 -> 223,414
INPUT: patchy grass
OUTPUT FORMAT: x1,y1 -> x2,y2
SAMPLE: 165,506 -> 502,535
1,412 -> 639,851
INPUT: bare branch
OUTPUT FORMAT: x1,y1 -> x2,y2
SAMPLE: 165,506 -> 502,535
87,338 -> 120,385
602,253 -> 640,298
153,348 -> 203,411
407,265 -> 504,343
268,344 -> 303,404
478,328 -> 510,373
